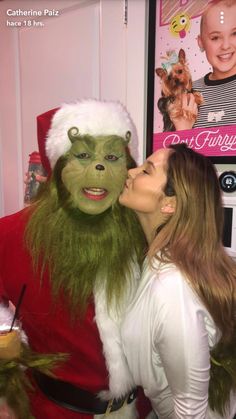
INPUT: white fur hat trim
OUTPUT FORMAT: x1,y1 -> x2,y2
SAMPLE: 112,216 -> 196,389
46,99 -> 138,168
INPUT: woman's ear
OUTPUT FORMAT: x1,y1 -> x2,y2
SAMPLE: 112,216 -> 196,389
160,196 -> 176,214
197,35 -> 204,52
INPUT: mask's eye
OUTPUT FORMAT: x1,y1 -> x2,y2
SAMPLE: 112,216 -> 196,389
105,154 -> 119,161
74,152 -> 90,159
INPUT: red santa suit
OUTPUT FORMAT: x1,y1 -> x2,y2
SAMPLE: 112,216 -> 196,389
0,100 -> 151,419
0,209 -> 152,418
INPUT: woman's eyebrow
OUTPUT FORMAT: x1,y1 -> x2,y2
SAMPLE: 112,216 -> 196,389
146,160 -> 155,169
209,31 -> 221,35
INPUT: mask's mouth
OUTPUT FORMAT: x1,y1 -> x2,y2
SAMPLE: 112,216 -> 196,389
82,187 -> 108,200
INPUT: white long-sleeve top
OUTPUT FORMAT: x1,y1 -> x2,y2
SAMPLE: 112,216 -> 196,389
121,258 -> 236,419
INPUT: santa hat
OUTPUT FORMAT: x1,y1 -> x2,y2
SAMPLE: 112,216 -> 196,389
37,99 -> 138,173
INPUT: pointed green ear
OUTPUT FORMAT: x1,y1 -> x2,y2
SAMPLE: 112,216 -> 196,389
68,127 -> 80,143
125,130 -> 131,146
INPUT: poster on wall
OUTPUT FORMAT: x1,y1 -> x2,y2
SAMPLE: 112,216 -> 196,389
146,0 -> 236,163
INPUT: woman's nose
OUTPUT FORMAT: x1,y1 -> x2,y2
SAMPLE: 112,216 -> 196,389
221,36 -> 230,49
128,167 -> 138,179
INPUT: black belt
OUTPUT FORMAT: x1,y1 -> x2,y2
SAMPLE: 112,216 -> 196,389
33,370 -> 137,415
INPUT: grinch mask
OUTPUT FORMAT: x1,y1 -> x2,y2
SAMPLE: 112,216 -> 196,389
61,128 -> 129,215
25,100 -> 145,313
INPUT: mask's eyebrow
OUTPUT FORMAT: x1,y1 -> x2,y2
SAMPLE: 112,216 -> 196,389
82,137 -> 95,150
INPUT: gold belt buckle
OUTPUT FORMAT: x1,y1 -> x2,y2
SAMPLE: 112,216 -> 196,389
105,392 -> 132,416
123,393 -> 129,407
105,398 -> 114,416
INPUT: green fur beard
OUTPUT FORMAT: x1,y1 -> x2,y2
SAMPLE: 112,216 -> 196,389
25,155 -> 146,315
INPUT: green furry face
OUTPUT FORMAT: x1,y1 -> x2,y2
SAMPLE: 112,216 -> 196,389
61,135 -> 128,215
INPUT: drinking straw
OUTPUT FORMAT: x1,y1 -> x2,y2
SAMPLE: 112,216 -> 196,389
9,284 -> 27,332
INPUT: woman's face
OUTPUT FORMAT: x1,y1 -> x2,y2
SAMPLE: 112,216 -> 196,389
198,3 -> 236,79
119,148 -> 171,215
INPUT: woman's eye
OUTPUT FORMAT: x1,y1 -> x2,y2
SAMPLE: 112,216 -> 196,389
105,155 -> 118,161
142,170 -> 149,174
74,152 -> 90,159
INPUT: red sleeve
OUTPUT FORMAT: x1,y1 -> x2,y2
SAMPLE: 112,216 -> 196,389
0,214 -> 16,303
0,255 -> 9,304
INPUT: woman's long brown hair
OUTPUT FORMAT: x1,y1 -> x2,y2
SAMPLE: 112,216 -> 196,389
149,144 -> 236,344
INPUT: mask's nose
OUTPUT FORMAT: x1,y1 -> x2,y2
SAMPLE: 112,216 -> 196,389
95,164 -> 105,171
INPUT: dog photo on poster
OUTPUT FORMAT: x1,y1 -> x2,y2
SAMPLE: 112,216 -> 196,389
147,0 -> 236,163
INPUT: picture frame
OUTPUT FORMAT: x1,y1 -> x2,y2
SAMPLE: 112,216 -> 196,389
146,0 -> 236,164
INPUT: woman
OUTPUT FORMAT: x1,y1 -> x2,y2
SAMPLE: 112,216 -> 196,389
119,144 -> 236,418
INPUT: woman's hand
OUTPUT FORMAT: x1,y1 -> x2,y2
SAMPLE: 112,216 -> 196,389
0,402 -> 17,419
171,93 -> 198,130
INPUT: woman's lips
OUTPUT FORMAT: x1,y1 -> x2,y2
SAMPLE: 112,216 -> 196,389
83,187 -> 108,200
218,52 -> 234,61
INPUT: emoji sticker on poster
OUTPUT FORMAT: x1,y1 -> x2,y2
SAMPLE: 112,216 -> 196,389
169,12 -> 191,38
